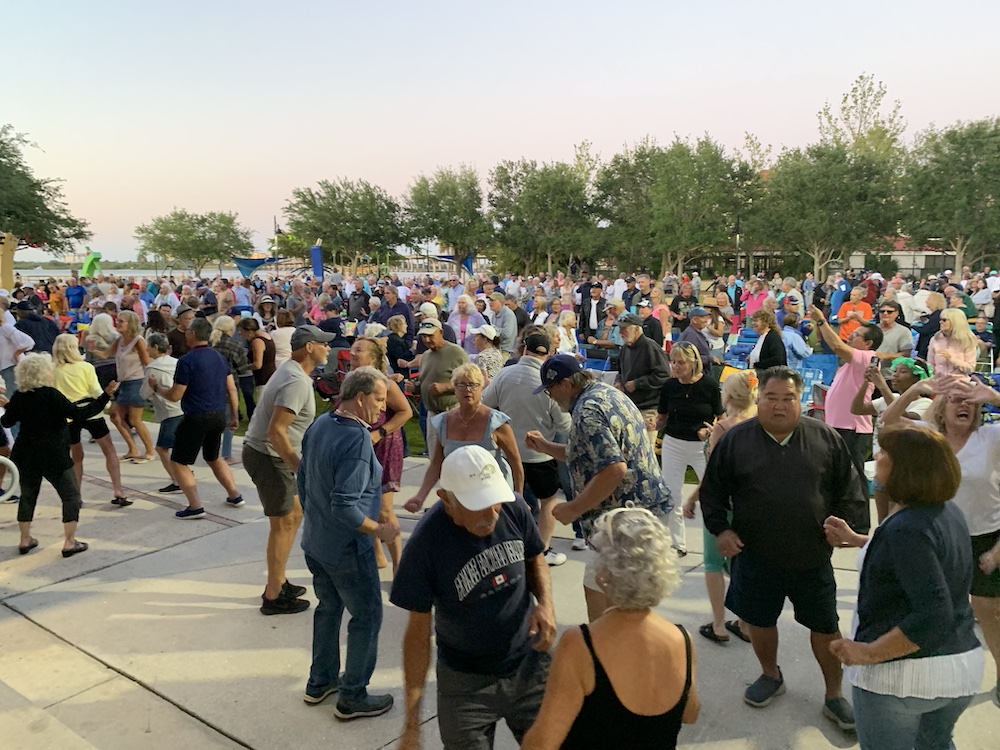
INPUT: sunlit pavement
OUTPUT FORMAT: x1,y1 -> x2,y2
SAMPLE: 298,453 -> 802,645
0,426 -> 996,749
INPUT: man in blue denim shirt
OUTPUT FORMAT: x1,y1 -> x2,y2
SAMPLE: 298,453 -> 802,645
298,366 -> 401,719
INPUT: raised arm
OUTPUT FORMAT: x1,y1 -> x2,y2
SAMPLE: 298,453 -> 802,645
810,305 -> 853,363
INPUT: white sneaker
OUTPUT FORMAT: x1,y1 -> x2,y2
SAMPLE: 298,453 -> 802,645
545,548 -> 568,566
572,537 -> 587,551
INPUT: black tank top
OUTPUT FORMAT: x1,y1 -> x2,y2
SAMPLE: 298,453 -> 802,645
560,623 -> 691,750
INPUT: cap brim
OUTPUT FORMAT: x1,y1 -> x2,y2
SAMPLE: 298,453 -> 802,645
453,482 -> 516,511
532,382 -> 551,395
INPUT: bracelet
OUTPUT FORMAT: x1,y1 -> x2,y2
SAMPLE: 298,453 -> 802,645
378,427 -> 388,439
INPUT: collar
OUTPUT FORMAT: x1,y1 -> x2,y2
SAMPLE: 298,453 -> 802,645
763,426 -> 796,446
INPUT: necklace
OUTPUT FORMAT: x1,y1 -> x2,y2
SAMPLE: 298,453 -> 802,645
456,404 -> 481,427
334,408 -> 370,429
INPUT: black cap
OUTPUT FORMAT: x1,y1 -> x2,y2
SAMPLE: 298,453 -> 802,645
523,332 -> 551,356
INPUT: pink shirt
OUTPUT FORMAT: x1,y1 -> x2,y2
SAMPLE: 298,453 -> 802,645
927,336 -> 977,377
742,290 -> 770,317
825,347 -> 876,433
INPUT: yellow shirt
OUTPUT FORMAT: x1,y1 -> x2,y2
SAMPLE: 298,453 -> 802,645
53,361 -> 102,403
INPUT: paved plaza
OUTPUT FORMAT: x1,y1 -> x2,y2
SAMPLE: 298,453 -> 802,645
0,427 -> 996,749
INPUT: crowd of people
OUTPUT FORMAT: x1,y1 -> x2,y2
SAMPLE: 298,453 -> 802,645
1,261 -> 998,748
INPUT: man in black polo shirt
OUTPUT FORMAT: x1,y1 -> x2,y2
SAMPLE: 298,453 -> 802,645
148,317 -> 244,519
699,366 -> 868,733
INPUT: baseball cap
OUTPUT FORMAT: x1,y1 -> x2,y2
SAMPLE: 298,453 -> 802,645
523,332 -> 551,356
290,325 -> 337,350
468,324 -> 498,340
944,269 -> 954,276
14,300 -> 33,311
439,445 -> 515,511
616,312 -> 642,327
174,304 -> 194,316
258,295 -> 275,304
417,302 -> 438,319
533,354 -> 585,394
688,306 -> 710,317
637,299 -> 652,308
488,291 -> 506,303
625,276 -> 636,283
417,318 -> 443,335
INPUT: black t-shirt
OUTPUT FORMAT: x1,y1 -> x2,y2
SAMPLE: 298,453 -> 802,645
658,376 -> 723,442
669,294 -> 697,331
390,495 -> 545,675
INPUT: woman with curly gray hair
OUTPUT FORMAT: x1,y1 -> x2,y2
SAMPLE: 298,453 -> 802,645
523,508 -> 700,749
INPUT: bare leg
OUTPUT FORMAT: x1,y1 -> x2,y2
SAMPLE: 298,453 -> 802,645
62,520 -> 78,551
379,491 -> 403,575
972,596 -> 1000,677
128,406 -> 155,458
810,630 -> 845,700
71,443 -> 85,489
264,497 -> 304,600
748,625 -> 781,680
585,586 -> 609,623
96,435 -> 125,496
173,460 -> 203,510
705,571 -> 728,637
19,520 -> 32,547
109,404 -> 139,456
206,457 -> 240,499
537,495 -> 558,549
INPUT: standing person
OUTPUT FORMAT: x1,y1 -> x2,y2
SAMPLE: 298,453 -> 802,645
826,426 -> 984,750
270,309 -> 296,368
483,331 -> 573,566
0,307 -> 35,439
210,316 -> 252,463
699,366 -> 868,732
298,367 -> 400,717
740,279 -> 770,319
747,309 -> 787,371
677,307 -> 713,372
88,310 -> 156,463
637,299 -> 663,346
244,326 -> 335,616
414,318 -> 469,460
578,285 -> 606,343
469,324 -> 504,381
146,317 -> 245,519
13,300 -> 59,353
615,312 -> 670,447
51,334 -> 128,505
522,508 -> 700,750
445,295 -> 487,355
375,285 -> 415,345
657,342 -> 724,557
487,292 -> 518,359
1,354 -> 117,557
525,355 -> 671,621
927,309 -> 978,377
668,282 -> 698,333
392,445 -> 556,750
871,300 -> 913,376
166,303 -> 194,358
237,317 -> 277,397
835,287 -> 874,343
140,333 -> 186,494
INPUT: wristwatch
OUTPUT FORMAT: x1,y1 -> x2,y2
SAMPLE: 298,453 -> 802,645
816,319 -> 826,326
378,427 -> 388,439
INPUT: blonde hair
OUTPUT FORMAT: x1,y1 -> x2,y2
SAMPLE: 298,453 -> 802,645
210,315 -> 235,345
752,308 -> 780,334
354,337 -> 388,374
450,362 -> 484,387
670,341 -> 703,377
87,312 -> 119,348
363,322 -> 387,338
926,292 -> 946,312
722,371 -> 758,414
387,314 -> 407,336
52,333 -> 85,366
118,310 -> 142,338
939,308 -> 977,350
558,310 -> 576,328
15,353 -> 54,392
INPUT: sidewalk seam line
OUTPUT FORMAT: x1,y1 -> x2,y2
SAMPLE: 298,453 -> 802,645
40,674 -> 119,709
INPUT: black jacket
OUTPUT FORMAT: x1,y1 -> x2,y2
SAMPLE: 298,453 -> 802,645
617,336 -> 670,409
641,315 -> 664,346
15,314 -> 60,353
755,329 -> 787,371
579,298 -> 605,340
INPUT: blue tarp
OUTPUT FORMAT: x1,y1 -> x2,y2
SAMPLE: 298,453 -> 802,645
232,257 -> 280,278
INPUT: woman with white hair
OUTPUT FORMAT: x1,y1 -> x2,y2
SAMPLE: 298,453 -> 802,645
445,294 -> 487,355
52,334 -> 129,505
522,508 -> 700,749
928,309 -> 977,377
556,310 -> 580,356
1,354 -> 118,556
85,312 -> 120,390
153,282 -> 180,314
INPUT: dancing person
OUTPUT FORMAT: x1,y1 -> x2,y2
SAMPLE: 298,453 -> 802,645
140,333 -> 186,493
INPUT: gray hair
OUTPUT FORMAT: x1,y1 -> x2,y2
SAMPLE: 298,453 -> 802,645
15,353 -> 55,392
147,332 -> 170,353
593,508 -> 680,609
340,365 -> 388,402
566,369 -> 596,390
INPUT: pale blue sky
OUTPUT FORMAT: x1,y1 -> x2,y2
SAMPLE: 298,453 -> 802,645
7,0 -> 1000,261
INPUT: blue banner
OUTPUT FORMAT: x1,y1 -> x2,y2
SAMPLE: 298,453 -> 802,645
310,246 -> 323,279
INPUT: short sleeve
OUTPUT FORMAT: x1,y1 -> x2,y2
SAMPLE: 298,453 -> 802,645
514,496 -> 546,560
580,403 -> 626,473
490,409 -> 511,433
431,411 -> 448,443
273,377 -> 312,415
390,526 -> 436,613
174,355 -> 192,386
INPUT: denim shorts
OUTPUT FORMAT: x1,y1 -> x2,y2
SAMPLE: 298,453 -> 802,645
156,415 -> 183,450
115,378 -> 147,407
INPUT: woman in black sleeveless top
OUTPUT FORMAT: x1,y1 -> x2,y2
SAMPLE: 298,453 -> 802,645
522,508 -> 700,749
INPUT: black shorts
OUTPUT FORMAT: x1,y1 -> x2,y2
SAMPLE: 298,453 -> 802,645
971,530 -> 1000,598
0,427 -> 7,449
69,418 -> 111,445
522,460 -> 561,501
171,412 -> 226,465
725,549 -> 839,634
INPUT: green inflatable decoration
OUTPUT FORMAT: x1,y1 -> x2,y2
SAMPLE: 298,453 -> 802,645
81,248 -> 102,277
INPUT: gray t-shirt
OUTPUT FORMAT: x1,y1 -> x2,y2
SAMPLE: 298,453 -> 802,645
285,294 -> 308,327
243,359 -> 316,457
419,342 -> 469,413
876,324 -> 914,374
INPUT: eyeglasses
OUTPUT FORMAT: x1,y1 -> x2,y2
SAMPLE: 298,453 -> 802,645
454,382 -> 481,391
879,309 -> 896,314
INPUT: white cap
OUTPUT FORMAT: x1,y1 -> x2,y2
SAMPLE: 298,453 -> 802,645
469,324 -> 499,340
417,302 -> 438,319
440,445 -> 515,511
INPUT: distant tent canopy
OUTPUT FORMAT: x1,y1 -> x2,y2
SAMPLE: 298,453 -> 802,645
437,255 -> 474,275
233,257 -> 281,278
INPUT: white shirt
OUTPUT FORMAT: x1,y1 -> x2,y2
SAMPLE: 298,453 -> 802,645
398,285 -> 411,302
0,323 -> 35,371
588,300 -> 600,331
987,276 -> 1000,293
871,395 -> 932,454
950,424 -> 1000,536
612,279 -> 628,299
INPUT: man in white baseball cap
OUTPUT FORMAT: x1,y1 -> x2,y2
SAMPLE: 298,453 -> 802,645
392,445 -> 556,748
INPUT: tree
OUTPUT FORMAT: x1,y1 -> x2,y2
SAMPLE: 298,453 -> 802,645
404,165 -> 491,275
818,73 -> 905,161
134,209 -> 254,276
756,142 -> 897,279
0,125 -> 90,289
284,178 -> 405,274
902,118 -> 1000,271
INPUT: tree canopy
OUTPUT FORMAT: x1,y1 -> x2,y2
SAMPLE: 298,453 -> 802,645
134,209 -> 254,276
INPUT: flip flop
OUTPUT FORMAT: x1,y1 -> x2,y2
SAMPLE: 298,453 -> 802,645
725,620 -> 751,643
699,623 -> 729,645
62,541 -> 89,558
18,537 -> 38,555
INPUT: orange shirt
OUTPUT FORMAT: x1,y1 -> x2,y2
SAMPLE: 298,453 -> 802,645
836,301 -> 873,341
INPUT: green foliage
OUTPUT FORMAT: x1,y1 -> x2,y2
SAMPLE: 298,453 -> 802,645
271,232 -> 313,263
0,125 -> 90,254
134,209 -> 254,275
863,252 -> 899,277
284,178 -> 405,270
405,165 -> 490,272
902,118 -> 1000,271
818,73 -> 905,163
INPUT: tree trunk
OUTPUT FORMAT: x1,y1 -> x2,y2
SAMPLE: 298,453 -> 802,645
0,233 -> 17,292
547,251 -> 553,278
950,236 -> 967,275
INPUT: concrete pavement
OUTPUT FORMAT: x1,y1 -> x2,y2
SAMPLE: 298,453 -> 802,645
0,426 -> 996,749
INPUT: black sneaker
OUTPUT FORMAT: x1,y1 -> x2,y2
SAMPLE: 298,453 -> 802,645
744,670 -> 785,707
226,495 -> 245,508
333,693 -> 394,720
175,507 -> 206,520
158,483 -> 182,494
822,697 -> 856,733
303,684 -> 339,706
282,580 -> 307,598
260,593 -> 310,616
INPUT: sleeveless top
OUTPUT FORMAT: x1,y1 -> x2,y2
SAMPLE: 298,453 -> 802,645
253,336 -> 277,386
115,336 -> 144,381
561,623 -> 692,750
432,408 -> 513,490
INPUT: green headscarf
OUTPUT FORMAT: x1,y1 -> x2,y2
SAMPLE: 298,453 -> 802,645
890,357 -> 933,380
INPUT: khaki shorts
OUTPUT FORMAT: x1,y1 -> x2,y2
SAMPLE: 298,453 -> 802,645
243,444 -> 297,517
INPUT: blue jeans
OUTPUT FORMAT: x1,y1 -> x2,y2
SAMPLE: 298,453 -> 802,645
852,686 -> 974,750
221,404 -> 234,459
305,544 -> 383,702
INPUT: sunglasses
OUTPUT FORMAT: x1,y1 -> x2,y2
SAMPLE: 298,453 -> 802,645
879,309 -> 896,314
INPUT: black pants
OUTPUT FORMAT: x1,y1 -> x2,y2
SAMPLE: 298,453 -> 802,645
835,429 -> 873,486
17,465 -> 81,523
238,374 -> 256,420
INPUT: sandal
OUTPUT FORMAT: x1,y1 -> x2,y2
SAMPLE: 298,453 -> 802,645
112,496 -> 133,507
725,619 -> 751,643
18,537 -> 38,555
699,623 -> 729,644
119,453 -> 141,461
129,456 -> 151,465
62,541 -> 89,558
